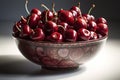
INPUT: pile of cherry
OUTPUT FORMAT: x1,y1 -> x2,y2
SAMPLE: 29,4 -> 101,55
13,0 -> 108,42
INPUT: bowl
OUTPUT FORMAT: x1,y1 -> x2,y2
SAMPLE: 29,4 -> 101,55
14,36 -> 107,69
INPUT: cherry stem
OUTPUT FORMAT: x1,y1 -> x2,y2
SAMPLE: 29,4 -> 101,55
21,16 -> 27,22
78,2 -> 82,17
25,0 -> 30,15
15,23 -> 21,32
88,4 -> 95,15
41,4 -> 49,11
52,2 -> 56,15
45,11 -> 48,22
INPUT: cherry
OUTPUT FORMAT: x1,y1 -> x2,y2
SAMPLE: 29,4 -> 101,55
28,13 -> 40,29
90,31 -> 98,40
96,17 -> 107,24
20,16 -> 27,26
70,10 -> 78,18
38,21 -> 44,30
31,8 -> 41,16
58,22 -> 69,33
82,4 -> 95,22
30,28 -> 45,41
87,21 -> 97,32
58,9 -> 74,25
48,32 -> 63,42
13,22 -> 21,37
41,4 -> 54,23
70,2 -> 82,17
74,17 -> 87,30
20,25 -> 32,38
97,23 -> 108,36
77,28 -> 91,41
97,34 -> 103,39
44,21 -> 58,35
65,29 -> 77,42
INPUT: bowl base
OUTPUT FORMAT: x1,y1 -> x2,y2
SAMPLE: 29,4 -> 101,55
42,66 -> 79,70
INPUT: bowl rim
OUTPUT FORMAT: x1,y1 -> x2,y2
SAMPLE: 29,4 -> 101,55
13,35 -> 108,45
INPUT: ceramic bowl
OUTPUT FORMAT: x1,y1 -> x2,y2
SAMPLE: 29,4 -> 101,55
14,36 -> 107,69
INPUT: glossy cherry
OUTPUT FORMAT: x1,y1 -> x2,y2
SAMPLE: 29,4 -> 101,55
28,13 -> 40,29
96,17 -> 107,24
38,21 -> 44,30
30,28 -> 45,41
74,17 -> 87,30
48,32 -> 63,42
20,25 -> 32,38
97,23 -> 108,36
90,31 -> 98,40
13,22 -> 21,36
41,4 -> 54,23
58,9 -> 74,25
65,29 -> 77,42
31,8 -> 41,15
44,21 -> 58,35
77,28 -> 91,41
87,21 -> 97,31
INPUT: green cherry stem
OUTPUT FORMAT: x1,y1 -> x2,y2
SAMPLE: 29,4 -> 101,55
25,0 -> 30,15
88,4 -> 95,15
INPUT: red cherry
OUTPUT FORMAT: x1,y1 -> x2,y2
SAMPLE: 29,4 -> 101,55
96,17 -> 107,24
38,21 -> 44,30
31,8 -> 41,15
70,6 -> 81,17
70,10 -> 78,18
48,32 -> 63,42
97,23 -> 108,36
41,10 -> 54,23
44,21 -> 58,35
58,10 -> 74,25
31,28 -> 45,41
77,28 -> 91,41
74,18 -> 87,30
58,22 -> 69,34
90,31 -> 98,40
20,16 -> 27,26
65,29 -> 77,42
82,14 -> 95,22
13,22 -> 21,37
20,25 -> 32,38
28,13 -> 40,29
97,34 -> 103,39
41,4 -> 54,23
87,21 -> 97,31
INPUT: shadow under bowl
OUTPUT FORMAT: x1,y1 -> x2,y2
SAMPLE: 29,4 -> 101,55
14,36 -> 107,70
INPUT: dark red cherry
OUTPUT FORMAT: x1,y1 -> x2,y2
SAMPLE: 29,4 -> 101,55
31,28 -> 45,41
96,17 -> 107,24
38,21 -> 44,30
90,31 -> 98,40
88,21 -> 97,31
20,25 -> 32,37
28,13 -> 40,29
82,14 -> 95,22
70,6 -> 81,17
74,18 -> 87,30
20,16 -> 27,26
97,34 -> 103,39
58,22 -> 69,34
65,29 -> 77,42
44,21 -> 58,35
31,8 -> 41,15
13,22 -> 21,36
48,32 -> 63,42
97,23 -> 108,36
41,10 -> 54,23
58,10 -> 74,25
70,10 -> 78,18
77,28 -> 91,41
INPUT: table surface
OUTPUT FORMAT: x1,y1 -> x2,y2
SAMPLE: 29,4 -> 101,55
0,37 -> 120,80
